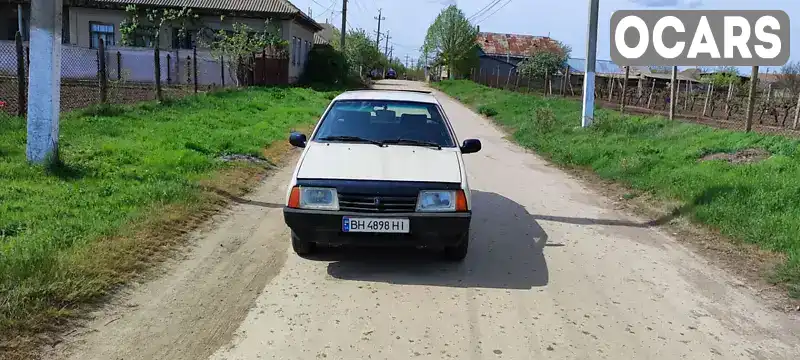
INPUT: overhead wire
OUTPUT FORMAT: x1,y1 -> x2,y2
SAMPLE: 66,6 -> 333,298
473,0 -> 513,24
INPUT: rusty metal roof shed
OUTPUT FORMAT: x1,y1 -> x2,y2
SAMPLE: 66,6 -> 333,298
477,32 -> 551,58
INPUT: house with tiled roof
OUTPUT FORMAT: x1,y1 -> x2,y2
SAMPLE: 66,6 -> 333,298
1,0 -> 322,82
475,31 -> 562,78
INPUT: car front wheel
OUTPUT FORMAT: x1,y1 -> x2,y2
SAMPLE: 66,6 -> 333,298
443,231 -> 469,261
291,231 -> 316,256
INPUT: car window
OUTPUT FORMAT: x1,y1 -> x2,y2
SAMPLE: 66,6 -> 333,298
313,100 -> 456,148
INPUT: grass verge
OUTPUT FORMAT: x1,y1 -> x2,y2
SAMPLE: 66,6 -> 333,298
434,80 -> 800,298
0,87 -> 338,356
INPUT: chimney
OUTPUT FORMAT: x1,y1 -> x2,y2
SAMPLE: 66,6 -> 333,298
477,25 -> 480,34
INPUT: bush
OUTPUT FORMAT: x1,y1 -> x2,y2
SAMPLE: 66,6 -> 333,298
478,105 -> 498,117
300,44 -> 349,85
533,107 -> 556,133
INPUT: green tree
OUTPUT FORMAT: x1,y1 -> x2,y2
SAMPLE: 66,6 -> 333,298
331,28 -> 386,77
201,21 -> 286,87
517,40 -> 571,79
421,6 -> 478,80
120,5 -> 198,101
301,44 -> 349,85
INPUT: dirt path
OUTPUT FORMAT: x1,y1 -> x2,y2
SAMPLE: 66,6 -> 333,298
45,80 -> 800,360
41,162 -> 297,360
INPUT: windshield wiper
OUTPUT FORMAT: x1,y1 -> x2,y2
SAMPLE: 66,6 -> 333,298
318,135 -> 385,147
382,138 -> 442,150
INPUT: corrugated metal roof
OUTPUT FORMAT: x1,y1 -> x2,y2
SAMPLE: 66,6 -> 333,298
94,0 -> 299,14
313,32 -> 328,45
567,58 -> 625,75
477,32 -> 559,57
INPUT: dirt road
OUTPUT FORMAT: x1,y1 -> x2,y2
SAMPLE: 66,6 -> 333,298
45,80 -> 800,360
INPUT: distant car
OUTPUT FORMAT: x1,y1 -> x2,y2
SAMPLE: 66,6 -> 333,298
386,68 -> 397,79
283,89 -> 482,261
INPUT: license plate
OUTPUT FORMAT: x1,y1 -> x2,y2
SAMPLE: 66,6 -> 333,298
342,217 -> 410,233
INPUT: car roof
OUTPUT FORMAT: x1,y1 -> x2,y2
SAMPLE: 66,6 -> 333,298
333,89 -> 438,104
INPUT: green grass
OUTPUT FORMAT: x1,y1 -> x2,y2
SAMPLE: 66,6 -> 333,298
435,80 -> 800,297
0,87 -> 337,338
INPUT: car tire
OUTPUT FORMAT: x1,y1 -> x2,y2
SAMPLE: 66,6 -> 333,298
443,232 -> 469,261
291,231 -> 316,256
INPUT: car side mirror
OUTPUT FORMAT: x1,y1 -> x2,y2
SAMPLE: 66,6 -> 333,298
460,139 -> 482,154
289,132 -> 307,148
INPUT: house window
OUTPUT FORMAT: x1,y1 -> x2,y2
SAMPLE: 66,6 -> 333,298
172,28 -> 196,49
304,40 -> 310,66
90,22 -> 115,48
291,36 -> 297,65
132,26 -> 157,48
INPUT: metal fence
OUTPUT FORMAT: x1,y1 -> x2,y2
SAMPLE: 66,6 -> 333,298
0,36 -> 289,116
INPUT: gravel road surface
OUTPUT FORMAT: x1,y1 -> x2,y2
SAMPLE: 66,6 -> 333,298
45,80 -> 800,360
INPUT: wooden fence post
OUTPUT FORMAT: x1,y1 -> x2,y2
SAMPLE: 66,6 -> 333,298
505,68 -> 513,89
98,38 -> 108,104
495,66 -> 500,87
514,72 -> 520,91
669,66 -> 678,120
526,76 -> 531,93
745,66 -> 759,132
193,46 -> 199,93
703,84 -> 712,116
220,55 -> 225,87
683,80 -> 689,110
621,66 -> 630,113
724,82 -> 733,115
15,32 -> 26,117
758,83 -> 772,123
155,46 -> 163,102
607,76 -> 614,102
647,78 -> 655,109
793,91 -> 800,130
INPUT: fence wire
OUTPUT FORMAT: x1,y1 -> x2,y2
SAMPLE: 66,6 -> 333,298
464,66 -> 800,136
1,38 -> 288,116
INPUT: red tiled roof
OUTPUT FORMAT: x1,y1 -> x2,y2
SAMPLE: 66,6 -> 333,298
758,73 -> 780,83
476,32 -> 561,58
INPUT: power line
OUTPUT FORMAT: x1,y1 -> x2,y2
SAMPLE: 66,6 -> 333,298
474,0 -> 513,24
467,0 -> 503,21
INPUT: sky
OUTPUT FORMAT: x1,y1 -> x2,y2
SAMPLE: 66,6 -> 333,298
289,0 -> 797,73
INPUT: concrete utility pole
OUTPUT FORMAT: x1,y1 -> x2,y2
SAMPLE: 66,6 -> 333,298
384,30 -> 390,57
375,8 -> 385,49
581,0 -> 599,128
669,65 -> 678,120
27,0 -> 63,163
340,0 -> 347,50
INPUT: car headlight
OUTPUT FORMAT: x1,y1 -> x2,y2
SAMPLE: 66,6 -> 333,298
416,190 -> 457,212
298,187 -> 339,210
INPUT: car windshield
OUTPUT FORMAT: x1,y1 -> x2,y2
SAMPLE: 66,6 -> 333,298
313,99 -> 456,148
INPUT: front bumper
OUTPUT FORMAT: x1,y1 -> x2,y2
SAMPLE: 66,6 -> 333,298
283,208 -> 471,247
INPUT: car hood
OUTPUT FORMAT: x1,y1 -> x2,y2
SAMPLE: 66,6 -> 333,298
297,142 -> 462,183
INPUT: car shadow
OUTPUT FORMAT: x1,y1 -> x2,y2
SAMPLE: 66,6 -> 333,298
323,190 -> 549,290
